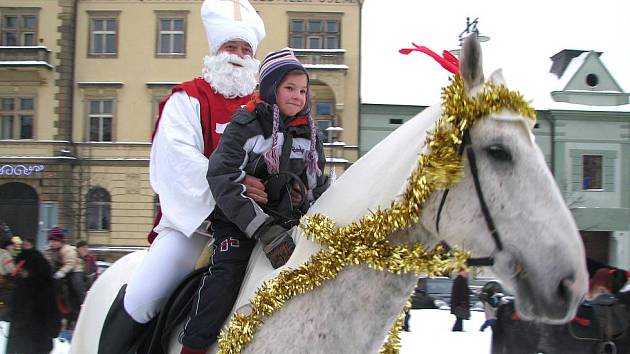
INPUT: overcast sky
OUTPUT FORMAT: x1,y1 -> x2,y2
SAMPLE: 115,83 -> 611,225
361,0 -> 630,107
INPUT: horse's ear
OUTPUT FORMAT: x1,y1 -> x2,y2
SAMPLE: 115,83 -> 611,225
459,33 -> 484,92
488,69 -> 506,86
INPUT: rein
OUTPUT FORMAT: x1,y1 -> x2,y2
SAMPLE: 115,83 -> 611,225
436,129 -> 503,267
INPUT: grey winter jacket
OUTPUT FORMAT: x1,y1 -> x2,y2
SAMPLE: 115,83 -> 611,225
207,102 -> 328,238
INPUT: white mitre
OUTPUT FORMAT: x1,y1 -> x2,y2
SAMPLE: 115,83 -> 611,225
201,0 -> 266,56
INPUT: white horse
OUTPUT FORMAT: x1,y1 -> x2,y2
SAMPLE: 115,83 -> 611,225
71,36 -> 588,354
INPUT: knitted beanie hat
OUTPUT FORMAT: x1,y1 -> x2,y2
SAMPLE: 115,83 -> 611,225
259,48 -> 320,177
259,48 -> 310,115
47,226 -> 65,242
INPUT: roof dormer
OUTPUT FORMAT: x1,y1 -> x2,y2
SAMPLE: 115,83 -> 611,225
549,49 -> 629,106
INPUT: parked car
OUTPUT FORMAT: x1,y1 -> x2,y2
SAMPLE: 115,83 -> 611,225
410,276 -> 485,311
411,277 -> 453,309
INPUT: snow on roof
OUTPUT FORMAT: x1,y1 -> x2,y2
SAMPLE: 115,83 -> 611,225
0,45 -> 49,49
545,101 -> 630,112
326,157 -> 350,164
549,52 -> 589,92
0,60 -> 53,69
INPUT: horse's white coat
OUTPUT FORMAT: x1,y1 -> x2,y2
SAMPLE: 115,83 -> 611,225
70,37 -> 588,354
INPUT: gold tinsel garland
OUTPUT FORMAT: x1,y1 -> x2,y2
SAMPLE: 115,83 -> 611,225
217,75 -> 536,354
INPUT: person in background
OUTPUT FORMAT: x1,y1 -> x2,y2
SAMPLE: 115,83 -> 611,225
450,269 -> 471,332
76,240 -> 98,288
97,1 -> 266,353
0,237 -> 15,276
0,237 -> 15,321
587,267 -> 614,300
45,226 -> 86,330
478,281 -> 503,332
21,238 -> 35,251
403,307 -> 411,332
6,247 -> 61,354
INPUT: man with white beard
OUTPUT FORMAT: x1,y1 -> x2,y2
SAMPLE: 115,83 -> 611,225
97,1 -> 265,353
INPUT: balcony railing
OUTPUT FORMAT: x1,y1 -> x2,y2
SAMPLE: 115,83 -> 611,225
0,46 -> 53,69
292,48 -> 347,68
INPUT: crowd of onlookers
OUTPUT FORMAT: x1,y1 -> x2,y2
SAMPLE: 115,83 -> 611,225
0,226 -> 98,354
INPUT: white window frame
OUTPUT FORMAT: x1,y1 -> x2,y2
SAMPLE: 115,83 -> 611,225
88,99 -> 113,142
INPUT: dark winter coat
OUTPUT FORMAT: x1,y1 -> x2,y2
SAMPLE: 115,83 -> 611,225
207,99 -> 328,238
6,249 -> 61,354
81,252 -> 99,288
450,274 -> 471,319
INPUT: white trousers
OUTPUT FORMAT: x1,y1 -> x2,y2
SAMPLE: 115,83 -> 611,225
123,228 -> 208,323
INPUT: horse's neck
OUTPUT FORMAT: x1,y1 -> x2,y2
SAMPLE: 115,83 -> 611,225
243,227 -> 432,354
244,267 -> 417,353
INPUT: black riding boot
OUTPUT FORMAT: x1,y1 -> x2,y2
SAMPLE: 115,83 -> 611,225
98,284 -> 148,354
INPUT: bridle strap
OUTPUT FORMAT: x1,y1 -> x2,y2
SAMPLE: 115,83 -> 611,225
463,129 -> 504,252
435,129 -> 503,266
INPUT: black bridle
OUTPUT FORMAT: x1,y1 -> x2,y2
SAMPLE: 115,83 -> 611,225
435,129 -> 503,267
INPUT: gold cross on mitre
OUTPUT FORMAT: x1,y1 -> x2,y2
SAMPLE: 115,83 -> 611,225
220,0 -> 249,21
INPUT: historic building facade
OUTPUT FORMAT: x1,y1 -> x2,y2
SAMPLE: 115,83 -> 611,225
0,0 -> 362,252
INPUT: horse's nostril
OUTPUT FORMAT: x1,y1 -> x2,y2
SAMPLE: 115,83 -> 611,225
557,276 -> 574,302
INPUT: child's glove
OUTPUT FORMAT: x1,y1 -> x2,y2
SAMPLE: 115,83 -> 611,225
256,224 -> 295,269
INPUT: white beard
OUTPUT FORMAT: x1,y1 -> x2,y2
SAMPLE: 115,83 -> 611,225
202,53 -> 259,99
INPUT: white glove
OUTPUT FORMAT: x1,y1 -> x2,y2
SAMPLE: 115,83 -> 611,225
53,271 -> 65,280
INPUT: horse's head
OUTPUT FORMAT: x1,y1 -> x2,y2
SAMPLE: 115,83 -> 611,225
420,35 -> 589,323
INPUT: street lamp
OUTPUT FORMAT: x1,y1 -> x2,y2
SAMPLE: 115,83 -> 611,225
325,125 -> 344,183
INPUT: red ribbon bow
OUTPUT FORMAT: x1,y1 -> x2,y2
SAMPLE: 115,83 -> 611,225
399,43 -> 460,75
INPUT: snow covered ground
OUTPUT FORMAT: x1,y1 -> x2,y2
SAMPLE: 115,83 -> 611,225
402,309 -> 491,354
0,309 -> 490,354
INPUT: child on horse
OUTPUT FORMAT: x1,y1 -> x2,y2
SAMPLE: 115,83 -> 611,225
178,48 -> 328,354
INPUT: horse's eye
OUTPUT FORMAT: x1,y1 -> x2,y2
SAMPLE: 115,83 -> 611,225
486,144 -> 512,162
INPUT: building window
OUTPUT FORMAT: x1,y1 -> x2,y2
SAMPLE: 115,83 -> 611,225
88,99 -> 113,141
289,14 -> 341,49
156,15 -> 186,56
88,12 -> 119,56
86,187 -> 111,231
316,102 -> 333,116
582,155 -> 602,190
586,73 -> 599,87
0,97 -> 34,139
0,9 -> 38,46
